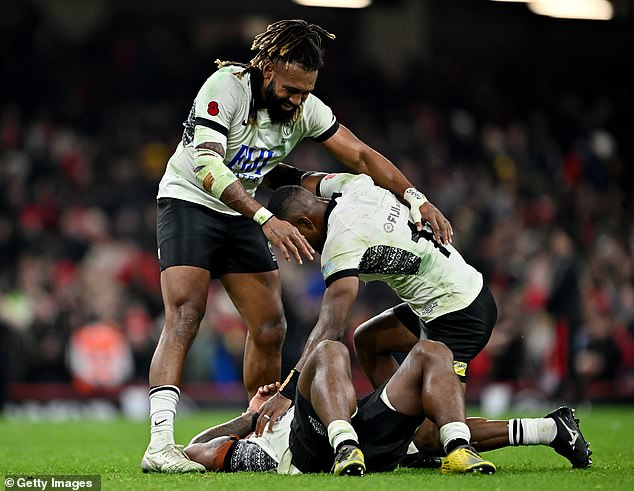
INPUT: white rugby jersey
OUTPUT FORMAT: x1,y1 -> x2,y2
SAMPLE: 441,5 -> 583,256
243,407 -> 302,475
318,173 -> 483,322
158,65 -> 338,215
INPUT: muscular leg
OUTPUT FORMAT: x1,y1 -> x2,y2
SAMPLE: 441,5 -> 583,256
353,309 -> 418,388
413,415 -> 509,454
388,340 -> 496,474
384,340 -> 465,426
298,340 -> 364,475
150,265 -> 210,386
467,418 -> 512,450
143,265 -> 209,473
221,271 -> 286,398
298,340 -> 357,424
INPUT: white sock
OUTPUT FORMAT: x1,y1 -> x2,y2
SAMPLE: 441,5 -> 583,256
327,419 -> 358,452
508,418 -> 557,446
439,422 -> 471,453
148,385 -> 179,451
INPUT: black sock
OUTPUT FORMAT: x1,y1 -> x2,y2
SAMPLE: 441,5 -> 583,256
445,438 -> 470,454
336,439 -> 359,452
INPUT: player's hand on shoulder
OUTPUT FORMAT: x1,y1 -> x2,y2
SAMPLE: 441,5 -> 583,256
419,201 -> 453,245
404,188 -> 452,244
254,391 -> 292,437
262,216 -> 315,264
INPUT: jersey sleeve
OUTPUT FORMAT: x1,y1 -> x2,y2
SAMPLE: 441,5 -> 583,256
320,226 -> 366,287
321,241 -> 363,287
303,94 -> 339,142
317,173 -> 374,198
193,70 -> 244,148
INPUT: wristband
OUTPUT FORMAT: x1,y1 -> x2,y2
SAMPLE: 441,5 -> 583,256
253,207 -> 274,226
403,187 -> 428,206
280,369 -> 300,400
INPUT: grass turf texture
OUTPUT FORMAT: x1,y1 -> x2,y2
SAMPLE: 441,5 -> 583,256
1,405 -> 633,490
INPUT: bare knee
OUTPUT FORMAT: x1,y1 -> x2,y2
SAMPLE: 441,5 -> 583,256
164,302 -> 206,345
303,340 -> 349,379
353,320 -> 377,353
248,315 -> 286,350
313,340 -> 349,363
410,339 -> 453,366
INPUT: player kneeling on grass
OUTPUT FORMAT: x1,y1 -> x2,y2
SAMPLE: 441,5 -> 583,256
256,170 -> 591,471
185,339 -> 496,475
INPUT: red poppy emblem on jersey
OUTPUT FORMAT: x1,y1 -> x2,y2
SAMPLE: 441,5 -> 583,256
207,101 -> 219,116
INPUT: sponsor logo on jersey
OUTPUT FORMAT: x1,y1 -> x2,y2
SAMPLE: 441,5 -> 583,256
228,145 -> 275,175
453,361 -> 468,377
324,173 -> 337,180
383,204 -> 401,233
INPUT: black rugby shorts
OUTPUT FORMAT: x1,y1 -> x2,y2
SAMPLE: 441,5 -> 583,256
156,197 -> 278,278
394,284 -> 497,382
289,384 -> 420,473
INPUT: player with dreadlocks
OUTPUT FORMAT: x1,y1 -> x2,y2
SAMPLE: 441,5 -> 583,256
144,19 -> 453,473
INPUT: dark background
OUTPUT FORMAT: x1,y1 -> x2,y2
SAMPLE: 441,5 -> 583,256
1,0 -> 633,411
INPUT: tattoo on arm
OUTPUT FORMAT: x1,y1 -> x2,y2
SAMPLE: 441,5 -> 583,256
195,142 -> 225,157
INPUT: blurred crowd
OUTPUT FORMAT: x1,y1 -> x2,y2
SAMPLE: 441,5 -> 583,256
1,4 -> 633,407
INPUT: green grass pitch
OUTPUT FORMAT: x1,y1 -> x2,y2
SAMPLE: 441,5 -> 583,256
1,405 -> 633,490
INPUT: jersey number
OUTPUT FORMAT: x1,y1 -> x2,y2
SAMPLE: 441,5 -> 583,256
409,223 -> 451,258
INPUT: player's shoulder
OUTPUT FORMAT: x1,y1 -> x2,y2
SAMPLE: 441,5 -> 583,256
337,173 -> 375,192
301,92 -> 331,115
205,65 -> 250,93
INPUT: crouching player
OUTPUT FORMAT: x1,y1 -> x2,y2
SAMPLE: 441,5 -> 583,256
185,339 -> 496,475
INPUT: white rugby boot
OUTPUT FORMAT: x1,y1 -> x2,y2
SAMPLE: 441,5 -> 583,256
141,443 -> 206,473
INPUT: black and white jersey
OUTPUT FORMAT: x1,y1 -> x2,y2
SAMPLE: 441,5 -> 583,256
158,65 -> 338,215
318,173 -> 483,322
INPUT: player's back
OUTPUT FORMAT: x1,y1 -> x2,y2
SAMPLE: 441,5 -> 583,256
321,174 -> 483,322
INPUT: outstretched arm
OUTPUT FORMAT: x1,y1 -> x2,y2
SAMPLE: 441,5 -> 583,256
255,277 -> 359,435
321,124 -> 453,244
189,383 -> 280,444
188,412 -> 255,445
294,276 -> 360,371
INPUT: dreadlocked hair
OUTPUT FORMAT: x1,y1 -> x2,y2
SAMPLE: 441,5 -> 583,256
216,19 -> 335,72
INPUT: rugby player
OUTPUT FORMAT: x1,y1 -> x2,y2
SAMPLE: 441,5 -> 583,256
257,172 -> 591,470
144,19 -> 452,472
185,339 -> 496,475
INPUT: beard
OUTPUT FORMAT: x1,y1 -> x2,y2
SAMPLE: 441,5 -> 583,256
264,80 -> 301,124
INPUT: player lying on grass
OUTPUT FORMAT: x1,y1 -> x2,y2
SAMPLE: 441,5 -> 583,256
185,338 -> 496,475
256,171 -> 591,470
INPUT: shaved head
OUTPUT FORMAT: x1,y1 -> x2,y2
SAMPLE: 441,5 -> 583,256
268,185 -> 317,222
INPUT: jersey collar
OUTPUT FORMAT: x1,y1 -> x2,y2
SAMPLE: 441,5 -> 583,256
324,193 -> 341,227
